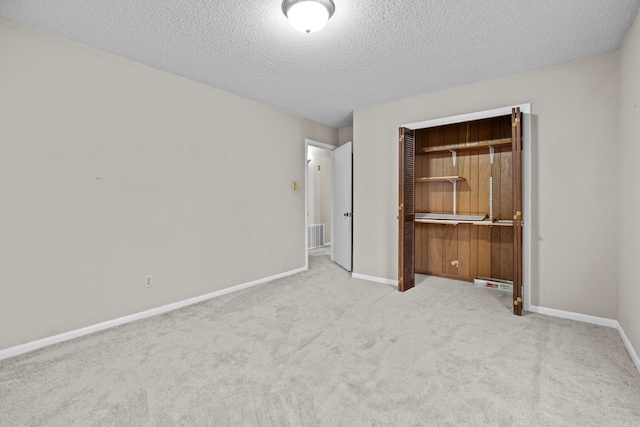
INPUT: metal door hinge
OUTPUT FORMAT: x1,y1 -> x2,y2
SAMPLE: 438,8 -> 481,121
399,277 -> 404,285
512,117 -> 520,127
398,203 -> 403,211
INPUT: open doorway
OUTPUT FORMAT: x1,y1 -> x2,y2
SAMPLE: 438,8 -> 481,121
304,139 -> 353,272
305,139 -> 335,269
308,145 -> 332,248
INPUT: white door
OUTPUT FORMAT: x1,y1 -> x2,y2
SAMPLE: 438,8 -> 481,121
331,141 -> 352,271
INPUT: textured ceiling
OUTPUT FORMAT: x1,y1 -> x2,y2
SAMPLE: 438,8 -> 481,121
1,0 -> 639,128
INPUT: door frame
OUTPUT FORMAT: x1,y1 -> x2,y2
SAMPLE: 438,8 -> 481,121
401,103 -> 532,312
304,138 -> 337,270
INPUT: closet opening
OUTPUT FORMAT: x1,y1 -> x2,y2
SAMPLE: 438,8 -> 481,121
398,106 -> 529,315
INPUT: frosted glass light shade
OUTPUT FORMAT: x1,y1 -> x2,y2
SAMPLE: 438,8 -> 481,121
282,0 -> 335,33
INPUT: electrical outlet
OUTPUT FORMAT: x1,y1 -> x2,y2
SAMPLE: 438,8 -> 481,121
145,275 -> 152,288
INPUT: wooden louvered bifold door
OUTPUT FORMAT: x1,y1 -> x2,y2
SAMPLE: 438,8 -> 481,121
511,108 -> 523,315
398,128 -> 415,292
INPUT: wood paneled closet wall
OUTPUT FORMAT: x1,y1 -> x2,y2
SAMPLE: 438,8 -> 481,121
415,115 -> 513,281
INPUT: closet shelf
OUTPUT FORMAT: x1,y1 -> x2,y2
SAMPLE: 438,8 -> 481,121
416,176 -> 465,183
418,138 -> 512,154
416,213 -> 486,221
414,218 -> 514,227
414,213 -> 514,227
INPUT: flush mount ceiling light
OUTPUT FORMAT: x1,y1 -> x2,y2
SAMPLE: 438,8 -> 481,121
282,0 -> 335,33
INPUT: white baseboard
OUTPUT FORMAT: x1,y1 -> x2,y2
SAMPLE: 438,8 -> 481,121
0,266 -> 307,361
528,305 -> 619,328
615,322 -> 640,375
308,244 -> 330,249
529,305 -> 639,374
4,271 -> 638,376
351,273 -> 398,288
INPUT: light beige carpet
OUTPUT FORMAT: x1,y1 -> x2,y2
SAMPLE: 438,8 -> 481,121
1,248 -> 639,426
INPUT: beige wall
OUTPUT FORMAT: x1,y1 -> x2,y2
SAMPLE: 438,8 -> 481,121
619,13 -> 640,360
353,52 -> 620,319
338,127 -> 353,146
0,19 -> 337,350
307,146 -> 332,244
